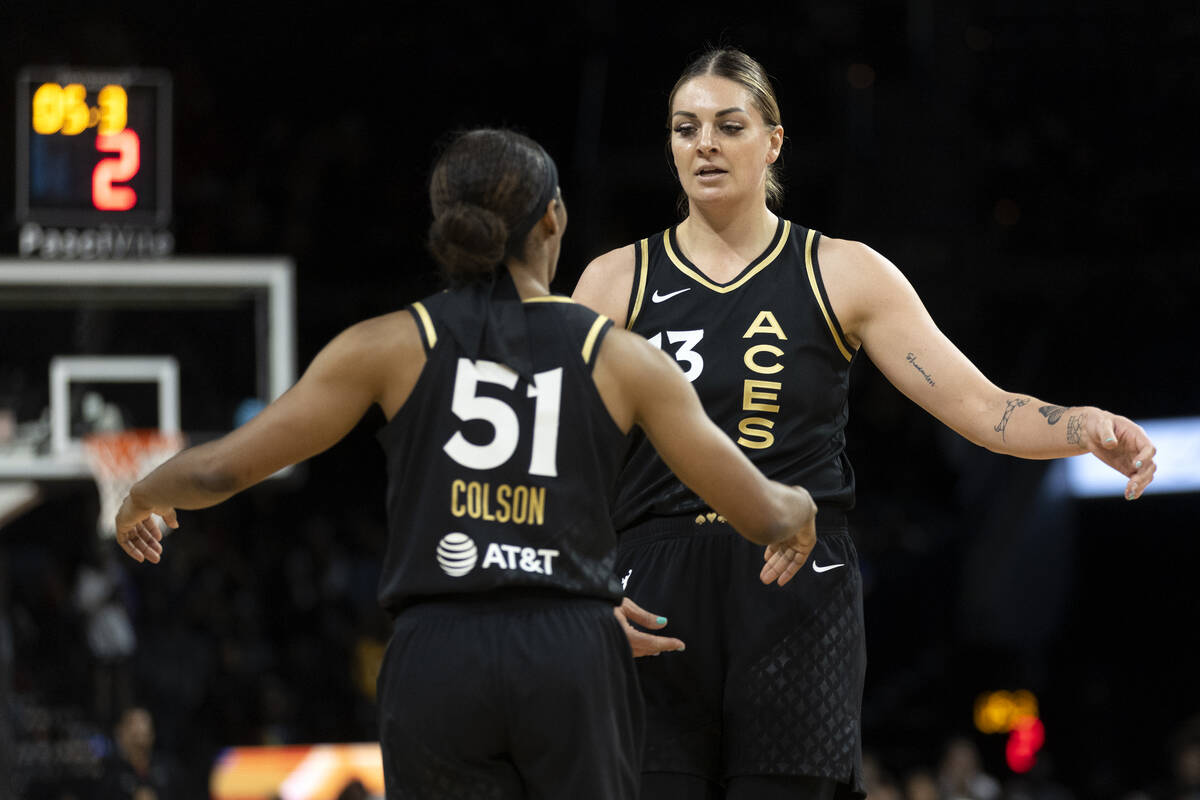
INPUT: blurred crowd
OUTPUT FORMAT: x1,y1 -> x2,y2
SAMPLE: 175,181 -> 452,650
2,478 -> 391,799
860,725 -> 1200,800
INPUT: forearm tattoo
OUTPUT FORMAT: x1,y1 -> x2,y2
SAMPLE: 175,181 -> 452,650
1039,404 -> 1067,425
1066,413 -> 1087,449
994,397 -> 1030,442
905,353 -> 936,386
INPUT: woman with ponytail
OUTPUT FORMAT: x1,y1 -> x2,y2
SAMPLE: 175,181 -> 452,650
112,128 -> 820,799
573,47 -> 1158,800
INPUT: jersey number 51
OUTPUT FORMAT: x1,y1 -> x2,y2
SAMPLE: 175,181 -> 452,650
443,358 -> 563,477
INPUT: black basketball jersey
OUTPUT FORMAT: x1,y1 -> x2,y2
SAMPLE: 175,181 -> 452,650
376,290 -> 628,615
613,218 -> 857,530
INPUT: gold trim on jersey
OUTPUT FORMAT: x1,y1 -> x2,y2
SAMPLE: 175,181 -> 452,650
803,228 -> 852,362
627,239 -> 650,329
410,301 -> 437,349
582,314 -> 609,364
523,296 -> 574,304
663,220 -> 791,294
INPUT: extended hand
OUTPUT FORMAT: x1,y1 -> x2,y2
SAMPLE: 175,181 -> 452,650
115,494 -> 177,564
760,498 -> 817,587
1082,409 -> 1157,500
613,597 -> 686,657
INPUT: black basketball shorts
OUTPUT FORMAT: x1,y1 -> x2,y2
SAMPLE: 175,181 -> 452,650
376,591 -> 644,800
616,511 -> 865,796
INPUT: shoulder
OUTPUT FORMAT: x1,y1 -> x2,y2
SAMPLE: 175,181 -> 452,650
816,234 -> 886,271
586,243 -> 638,274
816,235 -> 916,349
600,322 -> 649,352
326,310 -> 427,416
596,324 -> 674,378
816,235 -> 899,293
332,310 -> 423,364
572,243 -> 639,327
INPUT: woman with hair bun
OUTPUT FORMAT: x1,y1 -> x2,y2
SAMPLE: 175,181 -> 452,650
112,128 -> 821,799
574,48 -> 1158,799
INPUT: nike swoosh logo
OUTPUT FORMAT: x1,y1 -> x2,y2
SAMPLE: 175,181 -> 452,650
651,288 -> 691,303
812,561 -> 845,573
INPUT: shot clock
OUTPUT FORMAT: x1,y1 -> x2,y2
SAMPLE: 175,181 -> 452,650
16,66 -> 172,253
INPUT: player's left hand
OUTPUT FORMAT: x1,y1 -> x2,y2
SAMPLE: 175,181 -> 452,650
115,494 -> 177,564
1081,408 -> 1157,500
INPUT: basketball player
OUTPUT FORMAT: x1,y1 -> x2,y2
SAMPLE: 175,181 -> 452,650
113,128 -> 819,799
572,48 -> 1158,800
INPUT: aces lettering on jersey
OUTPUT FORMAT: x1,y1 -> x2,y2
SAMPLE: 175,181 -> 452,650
648,310 -> 786,450
442,357 -> 561,526
737,311 -> 786,449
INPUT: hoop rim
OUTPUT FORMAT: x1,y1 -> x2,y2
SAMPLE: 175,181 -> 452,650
82,428 -> 186,477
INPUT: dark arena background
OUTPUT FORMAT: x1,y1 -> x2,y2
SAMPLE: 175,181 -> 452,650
2,2 -> 1198,799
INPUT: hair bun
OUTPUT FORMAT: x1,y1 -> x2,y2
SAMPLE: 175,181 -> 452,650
428,202 -> 508,281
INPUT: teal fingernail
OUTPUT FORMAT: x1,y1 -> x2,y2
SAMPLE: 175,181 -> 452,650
656,616 -> 668,625
1104,436 -> 1116,443
1135,460 -> 1143,469
1126,490 -> 1135,500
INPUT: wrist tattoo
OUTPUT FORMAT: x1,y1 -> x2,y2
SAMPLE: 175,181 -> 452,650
905,352 -> 936,386
1066,413 -> 1087,449
1039,405 -> 1067,425
994,397 -> 1030,442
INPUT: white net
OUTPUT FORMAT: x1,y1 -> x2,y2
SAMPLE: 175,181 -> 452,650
83,429 -> 186,538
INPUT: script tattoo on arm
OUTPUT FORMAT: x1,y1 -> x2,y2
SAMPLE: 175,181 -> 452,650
905,353 -> 936,386
1066,413 -> 1087,449
994,397 -> 1030,442
1039,404 -> 1067,425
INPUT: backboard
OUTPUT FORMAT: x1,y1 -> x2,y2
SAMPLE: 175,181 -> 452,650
0,258 -> 295,482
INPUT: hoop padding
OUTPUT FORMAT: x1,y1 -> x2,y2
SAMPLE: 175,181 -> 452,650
84,429 -> 186,538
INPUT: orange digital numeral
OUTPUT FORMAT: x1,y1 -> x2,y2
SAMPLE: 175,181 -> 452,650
93,129 -> 141,211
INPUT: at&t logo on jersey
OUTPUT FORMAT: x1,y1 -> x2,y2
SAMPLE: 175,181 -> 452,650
435,532 -> 559,577
436,532 -> 479,576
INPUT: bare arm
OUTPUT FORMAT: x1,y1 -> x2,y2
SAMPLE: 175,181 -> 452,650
593,327 -> 816,553
822,237 -> 1157,498
571,245 -> 637,328
116,312 -> 423,563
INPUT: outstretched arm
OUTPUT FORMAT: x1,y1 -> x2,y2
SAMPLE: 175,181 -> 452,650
116,313 -> 419,563
823,237 -> 1157,499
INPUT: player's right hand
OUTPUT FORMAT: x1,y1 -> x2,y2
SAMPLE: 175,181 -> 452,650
759,488 -> 817,586
614,597 -> 686,657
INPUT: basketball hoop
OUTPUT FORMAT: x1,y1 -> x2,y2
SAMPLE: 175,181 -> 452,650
83,429 -> 186,539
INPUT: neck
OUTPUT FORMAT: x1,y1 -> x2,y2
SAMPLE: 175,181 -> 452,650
679,199 -> 778,255
504,260 -> 553,299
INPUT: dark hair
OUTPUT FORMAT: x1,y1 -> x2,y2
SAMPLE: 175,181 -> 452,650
667,48 -> 785,215
427,129 -> 557,284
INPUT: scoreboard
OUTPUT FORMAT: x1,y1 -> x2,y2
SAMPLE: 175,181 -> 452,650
16,66 -> 172,256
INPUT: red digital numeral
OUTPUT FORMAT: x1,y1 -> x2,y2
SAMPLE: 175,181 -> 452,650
93,128 -> 141,211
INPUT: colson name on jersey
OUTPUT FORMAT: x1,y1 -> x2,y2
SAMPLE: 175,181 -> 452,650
450,479 -> 546,526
